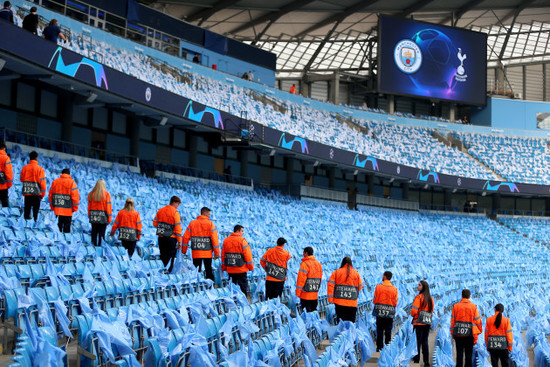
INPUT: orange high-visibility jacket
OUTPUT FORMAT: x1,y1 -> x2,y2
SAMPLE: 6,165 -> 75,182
49,174 -> 79,216
153,205 -> 182,243
374,280 -> 399,307
327,264 -> 363,307
182,215 -> 219,259
111,209 -> 142,241
485,313 -> 513,352
221,233 -> 253,274
20,160 -> 46,198
0,150 -> 13,190
289,85 -> 297,94
87,191 -> 112,224
296,255 -> 323,300
411,293 -> 435,325
451,299 -> 482,343
261,246 -> 291,282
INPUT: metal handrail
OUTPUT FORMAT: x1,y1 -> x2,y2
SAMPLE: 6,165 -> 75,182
0,127 -> 138,166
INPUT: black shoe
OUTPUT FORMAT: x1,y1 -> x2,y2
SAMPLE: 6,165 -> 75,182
423,363 -> 431,367
412,358 -> 420,364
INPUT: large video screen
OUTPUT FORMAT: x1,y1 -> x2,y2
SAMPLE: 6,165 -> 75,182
378,16 -> 487,106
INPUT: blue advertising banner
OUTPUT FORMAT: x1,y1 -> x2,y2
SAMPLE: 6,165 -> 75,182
378,15 -> 487,106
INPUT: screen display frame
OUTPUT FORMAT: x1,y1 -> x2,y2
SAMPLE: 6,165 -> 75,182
377,15 -> 488,106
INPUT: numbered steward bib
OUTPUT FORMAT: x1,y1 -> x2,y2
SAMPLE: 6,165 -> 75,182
225,252 -> 244,267
22,181 -> 41,195
417,311 -> 433,325
373,303 -> 396,318
156,222 -> 174,237
487,335 -> 508,350
334,284 -> 358,300
303,278 -> 321,293
453,321 -> 473,337
89,210 -> 108,224
52,193 -> 72,209
119,227 -> 138,241
191,236 -> 213,251
265,261 -> 287,280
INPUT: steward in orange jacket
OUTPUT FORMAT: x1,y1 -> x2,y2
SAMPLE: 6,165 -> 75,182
182,207 -> 219,282
221,225 -> 253,294
20,151 -> 46,221
87,179 -> 112,247
110,198 -> 142,257
49,169 -> 79,233
0,142 -> 13,207
485,303 -> 513,365
411,281 -> 434,365
289,84 -> 297,94
296,246 -> 323,312
153,196 -> 182,272
327,257 -> 363,323
451,289 -> 482,367
373,271 -> 399,350
261,237 -> 292,300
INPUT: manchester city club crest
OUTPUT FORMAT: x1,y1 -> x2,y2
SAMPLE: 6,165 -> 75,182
394,39 -> 422,74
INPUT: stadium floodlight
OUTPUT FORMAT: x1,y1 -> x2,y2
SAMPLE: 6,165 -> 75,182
354,170 -> 358,176
0,58 -> 5,72
160,116 -> 168,126
86,92 -> 98,103
313,160 -> 320,167
423,184 -> 429,189
270,149 -> 276,156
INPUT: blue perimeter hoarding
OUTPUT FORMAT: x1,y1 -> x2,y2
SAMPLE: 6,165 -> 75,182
378,15 -> 487,106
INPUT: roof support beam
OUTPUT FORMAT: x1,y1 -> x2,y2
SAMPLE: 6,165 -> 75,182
302,21 -> 341,73
439,0 -> 485,25
186,0 -> 241,25
229,0 -> 316,35
395,0 -> 436,18
498,0 -> 535,60
296,0 -> 380,38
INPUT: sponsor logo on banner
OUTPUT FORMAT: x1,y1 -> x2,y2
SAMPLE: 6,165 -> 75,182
417,170 -> 440,183
183,101 -> 224,129
278,133 -> 309,154
48,47 -> 109,89
352,154 -> 379,171
483,181 -> 520,193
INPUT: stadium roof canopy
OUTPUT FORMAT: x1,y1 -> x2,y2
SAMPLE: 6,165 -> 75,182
142,0 -> 550,77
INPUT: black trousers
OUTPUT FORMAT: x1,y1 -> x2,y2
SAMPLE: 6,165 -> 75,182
413,325 -> 431,364
57,215 -> 72,233
0,189 -> 8,207
300,299 -> 318,313
376,317 -> 394,350
122,240 -> 137,257
228,272 -> 248,295
24,196 -> 41,221
335,304 -> 357,323
455,336 -> 474,367
91,223 -> 107,246
158,237 -> 177,272
193,258 -> 214,281
265,280 -> 285,300
489,350 -> 509,367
